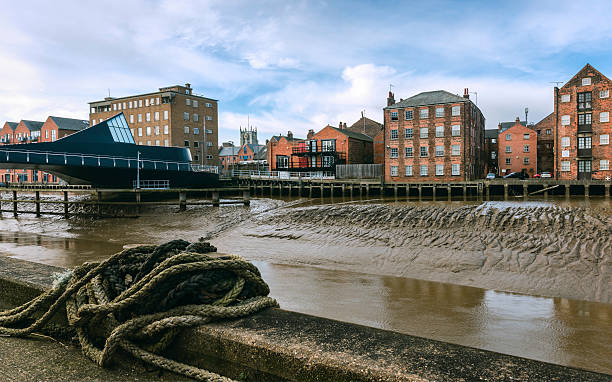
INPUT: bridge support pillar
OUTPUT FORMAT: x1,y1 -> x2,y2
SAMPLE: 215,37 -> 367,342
485,184 -> 490,200
543,184 -> 548,199
366,184 -> 370,197
447,186 -> 451,201
320,184 -> 324,198
63,191 -> 69,217
605,184 -> 610,199
418,186 -> 422,201
432,186 -> 436,201
179,191 -> 188,210
394,185 -> 398,199
463,185 -> 467,201
243,190 -> 250,206
565,185 -> 570,199
35,191 -> 41,217
13,191 -> 17,217
504,184 -> 509,201
523,184 -> 528,199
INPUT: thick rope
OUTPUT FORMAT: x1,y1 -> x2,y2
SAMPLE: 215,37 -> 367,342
0,239 -> 279,381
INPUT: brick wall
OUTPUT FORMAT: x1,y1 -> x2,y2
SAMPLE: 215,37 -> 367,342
497,119 -> 538,176
533,112 -> 554,173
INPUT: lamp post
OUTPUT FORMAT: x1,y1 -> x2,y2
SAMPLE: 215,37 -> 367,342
136,151 -> 141,189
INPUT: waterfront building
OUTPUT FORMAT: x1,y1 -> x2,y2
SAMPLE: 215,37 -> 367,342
89,83 -> 218,167
382,89 -> 485,182
533,112 -> 555,173
267,131 -> 304,171
344,116 -> 384,164
555,64 -> 611,180
40,116 -> 90,143
484,129 -> 498,175
0,120 -> 44,183
497,118 -> 537,177
219,143 -> 241,175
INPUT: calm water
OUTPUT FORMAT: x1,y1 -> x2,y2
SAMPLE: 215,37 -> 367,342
0,196 -> 610,374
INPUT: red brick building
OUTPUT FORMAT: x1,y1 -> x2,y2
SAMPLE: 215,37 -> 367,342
382,89 -> 485,182
40,116 -> 89,142
344,116 -> 383,164
484,130 -> 498,175
533,112 -> 554,173
555,64 -> 611,180
267,132 -> 303,171
497,118 -> 537,176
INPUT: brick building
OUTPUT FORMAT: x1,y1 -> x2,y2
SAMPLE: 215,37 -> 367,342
497,118 -> 537,176
40,116 -> 90,142
382,89 -> 485,182
484,129 -> 498,175
267,132 -> 303,171
533,112 -> 554,173
344,116 -> 384,164
555,64 -> 611,180
89,83 -> 218,166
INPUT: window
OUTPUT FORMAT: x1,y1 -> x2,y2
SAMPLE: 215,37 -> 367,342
578,113 -> 592,125
205,103 -> 212,108
206,116 -> 213,121
435,107 -> 444,118
601,160 -> 610,171
206,129 -> 213,134
163,110 -> 168,120
451,125 -> 460,136
523,133 -> 530,139
561,115 -> 570,125
184,112 -> 190,121
578,92 -> 592,110
436,164 -> 444,176
578,136 -> 592,149
600,90 -> 609,98
506,134 -> 512,140
545,129 -> 551,135
146,140 -> 151,146
390,166 -> 398,176
128,101 -> 133,108
113,104 -> 117,111
600,134 -> 610,145
164,139 -> 169,147
163,125 -> 169,134
156,98 -> 160,105
405,147 -> 413,157
146,99 -> 150,107
145,112 -> 151,122
184,126 -> 190,134
207,154 -> 213,159
523,157 -> 530,165
186,98 -> 191,106
155,140 -> 160,146
390,148 -> 398,158
138,114 -> 142,122
523,144 -> 530,152
405,110 -> 413,120
562,150 -> 570,157
561,136 -> 570,147
582,77 -> 591,86
193,100 -> 198,107
420,109 -> 429,119
420,127 -> 428,138
505,146 -> 511,153
130,129 -> 134,137
51,130 -> 56,141
435,145 -> 444,156
154,126 -> 160,135
138,127 -> 142,136
405,128 -> 413,139
561,94 -> 570,103
390,111 -> 399,121
138,100 -> 143,107
207,142 -> 213,147
194,141 -> 199,148
184,140 -> 190,147
451,144 -> 460,156
390,129 -> 398,140
420,146 -> 428,157
600,112 -> 609,122
129,115 -> 134,123
561,161 -> 570,171
45,130 -> 49,139
154,111 -> 160,121
146,126 -> 151,136
405,165 -> 413,176
491,152 -> 496,159
505,158 -> 511,165
194,154 -> 199,161
435,126 -> 444,137
194,114 -> 199,122
420,165 -> 428,176
194,127 -> 199,135
451,106 -> 460,116
452,164 -> 460,176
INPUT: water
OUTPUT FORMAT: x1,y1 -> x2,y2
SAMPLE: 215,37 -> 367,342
0,195 -> 610,374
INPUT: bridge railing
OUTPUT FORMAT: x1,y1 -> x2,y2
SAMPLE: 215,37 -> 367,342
232,170 -> 335,180
190,164 -> 219,174
0,147 -> 202,173
132,180 -> 170,189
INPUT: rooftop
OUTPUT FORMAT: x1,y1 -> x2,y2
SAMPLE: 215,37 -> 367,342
347,117 -> 383,138
20,120 -> 44,132
384,90 -> 470,109
49,116 -> 90,131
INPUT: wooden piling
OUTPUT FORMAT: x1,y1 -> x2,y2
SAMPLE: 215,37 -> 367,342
63,191 -> 69,217
35,191 -> 41,217
447,186 -> 451,201
179,191 -> 188,210
504,184 -> 509,201
584,184 -> 589,198
243,190 -> 250,206
12,191 -> 17,217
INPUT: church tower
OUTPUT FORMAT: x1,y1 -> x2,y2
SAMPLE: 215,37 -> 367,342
240,126 -> 258,146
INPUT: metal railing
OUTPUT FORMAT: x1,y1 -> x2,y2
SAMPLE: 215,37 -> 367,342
190,164 -> 219,174
132,180 -> 170,189
232,170 -> 335,180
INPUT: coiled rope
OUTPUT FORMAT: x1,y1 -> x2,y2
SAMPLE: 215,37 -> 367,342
0,239 -> 279,381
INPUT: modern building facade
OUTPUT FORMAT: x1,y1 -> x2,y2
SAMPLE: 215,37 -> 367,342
382,89 -> 485,182
533,112 -> 554,173
497,118 -> 537,176
555,64 -> 611,180
89,83 -> 218,167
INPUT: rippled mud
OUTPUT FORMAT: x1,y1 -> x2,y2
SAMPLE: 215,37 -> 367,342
214,201 -> 612,303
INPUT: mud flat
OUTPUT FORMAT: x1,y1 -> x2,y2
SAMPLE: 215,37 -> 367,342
214,201 -> 612,304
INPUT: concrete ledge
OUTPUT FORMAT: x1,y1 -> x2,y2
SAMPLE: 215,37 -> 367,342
0,256 -> 609,381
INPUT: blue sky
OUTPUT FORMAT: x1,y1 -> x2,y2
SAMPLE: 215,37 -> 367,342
1,0 -> 612,144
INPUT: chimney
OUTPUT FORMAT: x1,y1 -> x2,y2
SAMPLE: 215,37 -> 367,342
307,129 -> 315,139
515,117 -> 521,124
185,83 -> 191,89
287,131 -> 293,139
338,122 -> 343,129
497,123 -> 502,133
463,88 -> 469,99
387,91 -> 395,107
343,122 -> 347,129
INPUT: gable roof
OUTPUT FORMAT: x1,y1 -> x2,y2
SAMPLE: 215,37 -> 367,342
20,120 -> 44,132
484,129 -> 498,139
218,146 -> 241,156
270,134 -> 303,142
347,117 -> 383,138
245,143 -> 266,154
254,146 -> 267,160
327,126 -> 373,141
499,120 -> 526,132
560,63 -> 612,90
384,90 -> 469,109
49,116 -> 90,131
3,122 -> 18,131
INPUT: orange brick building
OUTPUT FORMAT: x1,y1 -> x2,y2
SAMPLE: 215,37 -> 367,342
267,132 -> 303,171
497,118 -> 538,176
555,64 -> 611,180
382,89 -> 485,182
533,112 -> 554,173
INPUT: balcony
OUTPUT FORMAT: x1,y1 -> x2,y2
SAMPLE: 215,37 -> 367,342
577,148 -> 592,158
577,124 -> 592,133
292,146 -> 341,155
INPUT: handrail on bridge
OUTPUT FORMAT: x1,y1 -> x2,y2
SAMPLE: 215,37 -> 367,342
232,170 -> 335,180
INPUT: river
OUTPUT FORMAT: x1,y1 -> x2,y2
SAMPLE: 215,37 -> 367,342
0,195 -> 610,374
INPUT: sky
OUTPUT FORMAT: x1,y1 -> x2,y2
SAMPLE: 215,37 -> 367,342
1,0 -> 612,145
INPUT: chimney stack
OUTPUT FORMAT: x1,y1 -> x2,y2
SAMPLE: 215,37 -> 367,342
515,117 -> 521,123
387,91 -> 395,107
463,88 -> 469,99
343,122 -> 347,129
307,129 -> 315,139
185,83 -> 191,89
287,131 -> 293,139
338,122 -> 343,129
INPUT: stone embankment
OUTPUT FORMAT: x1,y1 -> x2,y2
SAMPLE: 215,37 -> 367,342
233,202 -> 612,303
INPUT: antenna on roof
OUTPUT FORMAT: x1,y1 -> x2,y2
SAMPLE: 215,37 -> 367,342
549,81 -> 563,87
108,88 -> 111,97
389,84 -> 394,92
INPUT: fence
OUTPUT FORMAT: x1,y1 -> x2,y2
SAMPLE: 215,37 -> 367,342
232,170 -> 335,180
132,180 -> 170,189
335,164 -> 382,179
